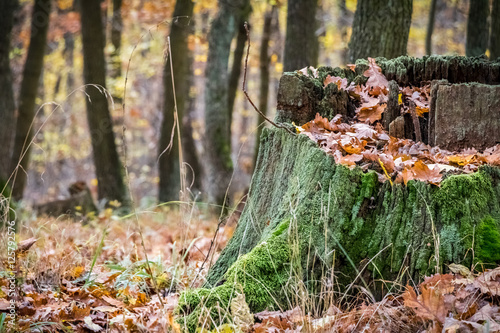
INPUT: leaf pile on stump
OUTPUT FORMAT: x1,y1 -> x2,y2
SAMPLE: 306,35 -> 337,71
296,59 -> 500,186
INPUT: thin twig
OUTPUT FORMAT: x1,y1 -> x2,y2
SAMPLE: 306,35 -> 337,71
242,22 -> 295,136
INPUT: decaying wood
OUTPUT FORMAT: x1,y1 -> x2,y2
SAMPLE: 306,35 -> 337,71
36,181 -> 97,218
428,81 -> 500,150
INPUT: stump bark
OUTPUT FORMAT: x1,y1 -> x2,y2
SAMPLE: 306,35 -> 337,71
177,56 -> 500,332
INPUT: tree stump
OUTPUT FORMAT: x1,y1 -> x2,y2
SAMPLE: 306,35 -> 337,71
177,56 -> 500,332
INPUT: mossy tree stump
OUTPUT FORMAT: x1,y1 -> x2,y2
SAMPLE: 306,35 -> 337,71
177,56 -> 500,332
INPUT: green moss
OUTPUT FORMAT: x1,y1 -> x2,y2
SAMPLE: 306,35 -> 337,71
475,216 -> 500,265
178,220 -> 293,332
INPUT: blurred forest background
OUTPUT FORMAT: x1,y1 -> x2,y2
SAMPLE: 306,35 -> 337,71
0,0 -> 479,211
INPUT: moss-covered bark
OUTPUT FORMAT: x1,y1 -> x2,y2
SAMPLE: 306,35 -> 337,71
178,128 -> 500,331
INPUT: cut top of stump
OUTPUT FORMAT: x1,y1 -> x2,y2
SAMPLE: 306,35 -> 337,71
275,55 -> 500,152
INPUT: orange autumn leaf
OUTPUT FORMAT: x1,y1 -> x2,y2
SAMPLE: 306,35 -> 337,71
324,75 -> 348,90
410,160 -> 442,185
403,284 -> 447,324
357,103 -> 386,123
447,154 -> 476,166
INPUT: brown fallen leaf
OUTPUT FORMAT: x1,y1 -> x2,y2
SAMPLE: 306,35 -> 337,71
357,103 -> 386,123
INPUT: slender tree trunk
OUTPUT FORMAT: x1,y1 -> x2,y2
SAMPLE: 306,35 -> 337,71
63,31 -> 75,100
110,0 -> 122,79
158,0 -> 195,202
283,0 -> 319,72
338,0 -> 349,64
254,5 -> 275,167
0,0 -> 18,182
182,110 -> 203,197
204,0 -> 249,205
426,0 -> 438,55
10,0 -> 51,200
466,0 -> 489,57
182,18 -> 203,197
80,0 -> 129,205
490,0 -> 500,60
227,1 -> 251,136
348,0 -> 413,62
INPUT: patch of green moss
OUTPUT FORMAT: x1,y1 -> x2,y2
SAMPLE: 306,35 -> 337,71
178,220 -> 293,332
475,216 -> 500,265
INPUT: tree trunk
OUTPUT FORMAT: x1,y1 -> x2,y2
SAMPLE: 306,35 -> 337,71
0,0 -> 18,182
110,0 -> 122,79
348,0 -> 413,62
10,0 -> 51,200
283,0 -> 319,72
253,5 -> 275,167
227,15 -> 250,138
337,0 -> 349,64
466,0 -> 489,57
204,0 -> 249,205
490,0 -> 500,60
426,0 -> 438,55
80,0 -> 129,206
177,56 -> 500,332
158,0 -> 195,203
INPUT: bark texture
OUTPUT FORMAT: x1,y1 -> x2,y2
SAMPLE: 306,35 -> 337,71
490,0 -> 500,60
283,0 -> 318,72
177,57 -> 500,332
158,0 -> 195,202
466,0 -> 490,57
80,0 -> 129,205
204,0 -> 249,205
348,0 -> 413,62
10,0 -> 51,200
0,0 -> 18,182
428,82 -> 500,150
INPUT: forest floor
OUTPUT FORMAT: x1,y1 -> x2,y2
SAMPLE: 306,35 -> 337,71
1,207 -> 500,332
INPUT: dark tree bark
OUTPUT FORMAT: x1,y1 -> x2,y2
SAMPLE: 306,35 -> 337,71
80,0 -> 129,205
10,0 -> 51,200
426,0 -> 438,55
158,0 -> 195,202
466,0 -> 489,57
204,0 -> 249,205
0,0 -> 19,182
348,0 -> 413,62
253,5 -> 276,167
283,0 -> 319,71
110,0 -> 122,79
490,0 -> 500,60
